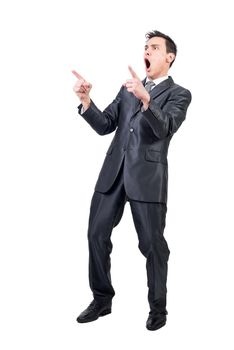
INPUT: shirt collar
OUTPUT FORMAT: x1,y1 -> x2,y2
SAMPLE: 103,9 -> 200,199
146,75 -> 168,86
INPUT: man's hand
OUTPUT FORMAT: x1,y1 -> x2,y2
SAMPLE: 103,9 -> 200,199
123,66 -> 150,110
72,70 -> 92,110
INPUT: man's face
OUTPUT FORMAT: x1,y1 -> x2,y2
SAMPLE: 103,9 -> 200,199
143,37 -> 174,79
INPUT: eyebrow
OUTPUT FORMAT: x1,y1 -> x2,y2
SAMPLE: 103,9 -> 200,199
144,44 -> 161,49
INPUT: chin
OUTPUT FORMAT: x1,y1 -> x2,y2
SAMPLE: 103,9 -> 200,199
146,72 -> 155,79
148,70 -> 161,80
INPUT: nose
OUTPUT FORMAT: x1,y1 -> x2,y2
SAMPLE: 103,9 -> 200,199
145,48 -> 151,56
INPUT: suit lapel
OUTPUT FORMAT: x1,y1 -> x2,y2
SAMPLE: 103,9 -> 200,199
149,76 -> 174,100
132,76 -> 174,116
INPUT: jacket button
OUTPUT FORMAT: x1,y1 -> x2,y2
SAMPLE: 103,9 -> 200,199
129,128 -> 134,132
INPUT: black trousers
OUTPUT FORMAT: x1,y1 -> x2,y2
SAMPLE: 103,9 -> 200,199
87,159 -> 170,315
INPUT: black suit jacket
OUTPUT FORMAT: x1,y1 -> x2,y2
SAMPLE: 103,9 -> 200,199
78,76 -> 192,203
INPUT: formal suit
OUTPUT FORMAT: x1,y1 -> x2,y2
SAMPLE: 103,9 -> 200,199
77,76 -> 191,316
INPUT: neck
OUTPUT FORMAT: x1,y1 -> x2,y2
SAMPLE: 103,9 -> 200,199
148,69 -> 169,80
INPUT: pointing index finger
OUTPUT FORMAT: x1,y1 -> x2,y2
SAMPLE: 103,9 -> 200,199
128,65 -> 140,80
71,70 -> 85,81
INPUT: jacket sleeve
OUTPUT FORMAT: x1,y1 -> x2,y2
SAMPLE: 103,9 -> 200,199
142,88 -> 192,139
77,86 -> 123,135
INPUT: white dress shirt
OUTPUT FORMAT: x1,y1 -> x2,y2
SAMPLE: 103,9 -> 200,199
145,75 -> 168,88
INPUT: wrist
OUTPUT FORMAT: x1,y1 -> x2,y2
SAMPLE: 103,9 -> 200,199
81,97 -> 91,111
141,94 -> 150,110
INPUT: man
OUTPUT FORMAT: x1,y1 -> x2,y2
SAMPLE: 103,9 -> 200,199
72,30 -> 192,331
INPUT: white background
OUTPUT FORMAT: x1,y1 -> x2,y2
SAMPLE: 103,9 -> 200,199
0,0 -> 234,348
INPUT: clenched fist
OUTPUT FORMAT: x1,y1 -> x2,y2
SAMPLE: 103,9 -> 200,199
72,70 -> 92,110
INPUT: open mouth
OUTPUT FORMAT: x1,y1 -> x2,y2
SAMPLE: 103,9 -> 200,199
145,58 -> 151,69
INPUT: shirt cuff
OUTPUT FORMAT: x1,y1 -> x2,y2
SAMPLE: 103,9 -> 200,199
77,103 -> 85,115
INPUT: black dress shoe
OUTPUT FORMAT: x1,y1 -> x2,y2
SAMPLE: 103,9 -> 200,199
146,312 -> 167,331
77,300 -> 112,323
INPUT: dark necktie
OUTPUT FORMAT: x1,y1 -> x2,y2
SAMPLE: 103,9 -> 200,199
141,81 -> 155,112
145,80 -> 155,93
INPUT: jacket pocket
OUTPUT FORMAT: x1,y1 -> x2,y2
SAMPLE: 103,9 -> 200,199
145,149 -> 161,162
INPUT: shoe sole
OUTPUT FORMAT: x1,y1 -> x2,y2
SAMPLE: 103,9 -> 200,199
146,321 -> 166,331
100,308 -> 112,316
77,309 -> 112,323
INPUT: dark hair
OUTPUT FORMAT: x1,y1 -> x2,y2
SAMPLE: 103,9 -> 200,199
145,30 -> 177,67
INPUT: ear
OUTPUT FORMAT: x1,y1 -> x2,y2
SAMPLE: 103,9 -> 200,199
166,53 -> 175,64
